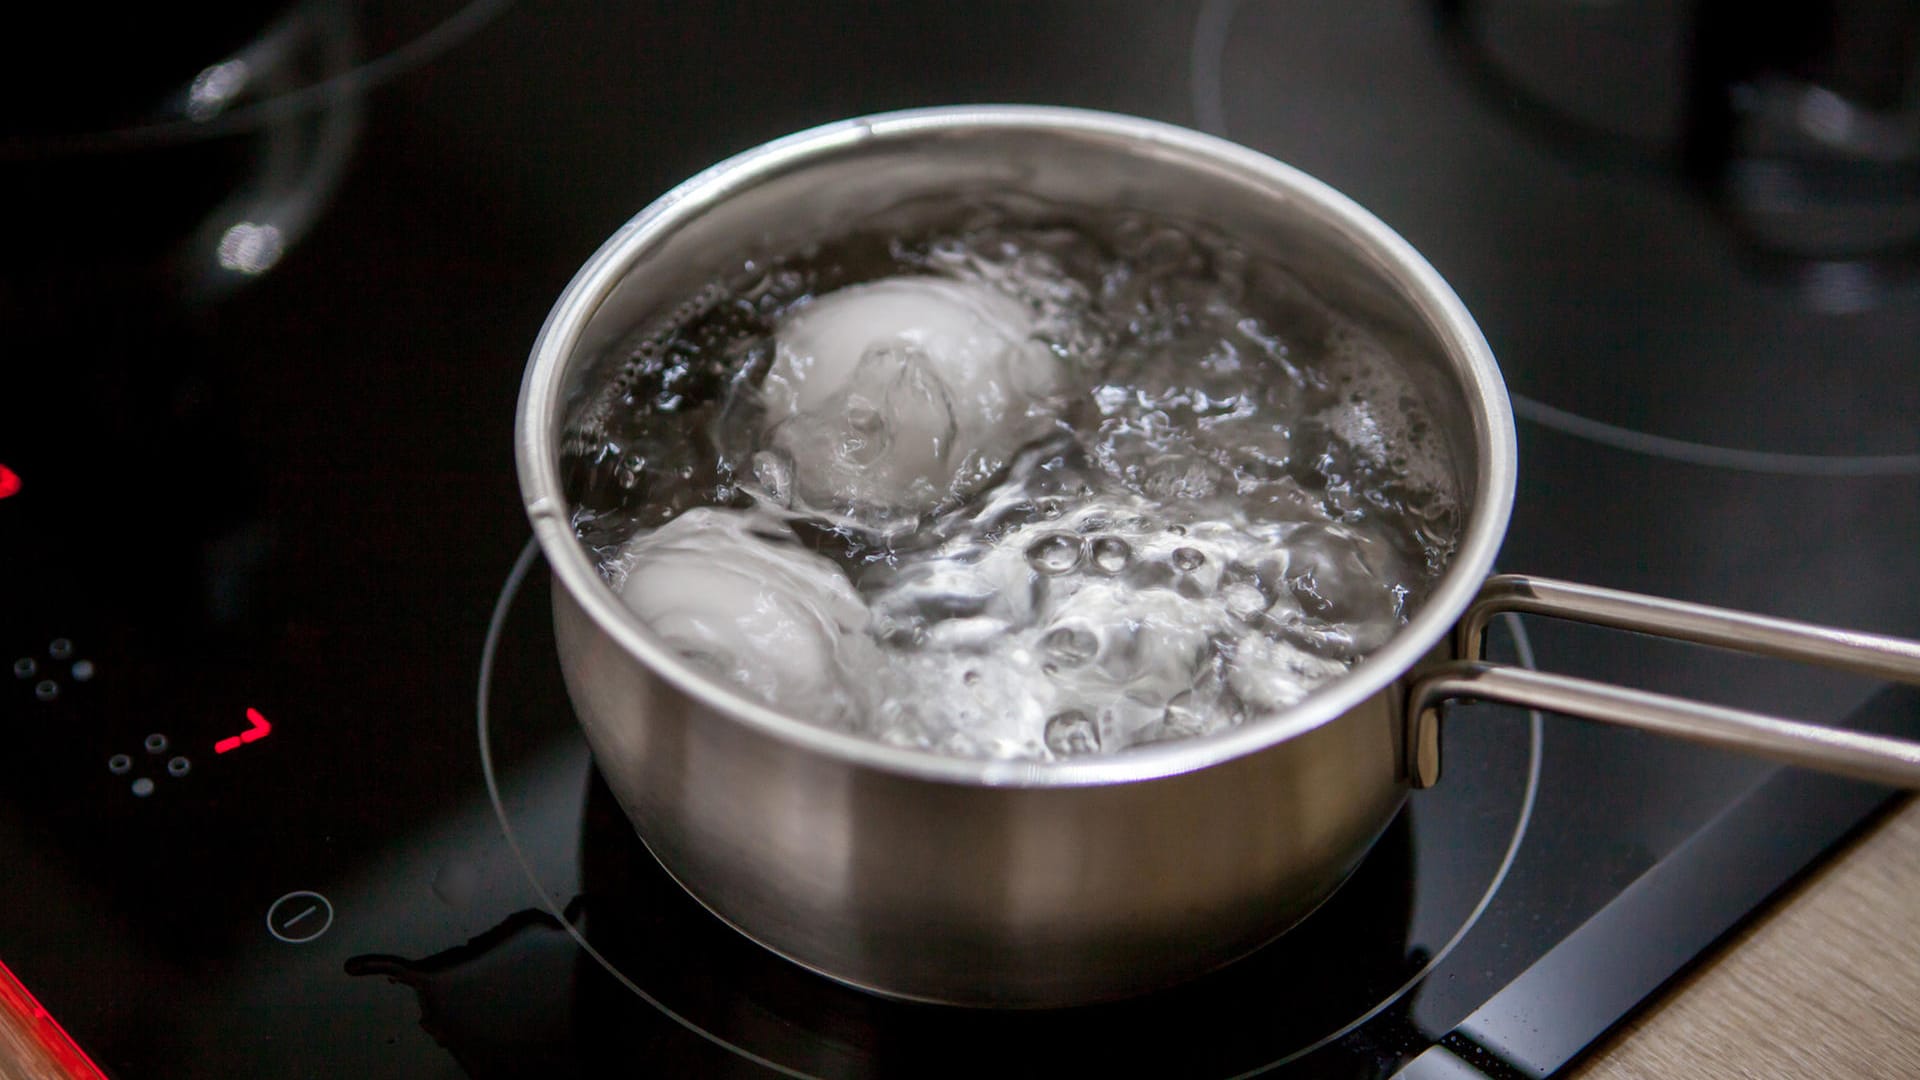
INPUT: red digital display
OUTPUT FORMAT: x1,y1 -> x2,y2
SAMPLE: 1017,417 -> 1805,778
0,464 -> 19,500
215,707 -> 274,754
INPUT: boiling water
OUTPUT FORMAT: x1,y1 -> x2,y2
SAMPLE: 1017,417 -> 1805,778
563,204 -> 1460,761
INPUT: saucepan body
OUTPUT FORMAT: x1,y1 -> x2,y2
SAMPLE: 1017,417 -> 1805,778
516,106 -> 1920,1008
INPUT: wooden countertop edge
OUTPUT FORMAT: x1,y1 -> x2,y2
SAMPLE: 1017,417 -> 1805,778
1567,794 -> 1920,1079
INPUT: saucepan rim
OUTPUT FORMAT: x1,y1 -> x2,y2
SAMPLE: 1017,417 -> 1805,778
514,104 -> 1517,788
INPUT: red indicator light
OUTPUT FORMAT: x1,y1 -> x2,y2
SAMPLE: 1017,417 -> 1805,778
0,465 -> 19,500
215,707 -> 273,754
0,955 -> 109,1079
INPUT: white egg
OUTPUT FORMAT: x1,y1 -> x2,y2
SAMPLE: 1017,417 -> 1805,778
760,276 -> 1061,534
617,508 -> 871,719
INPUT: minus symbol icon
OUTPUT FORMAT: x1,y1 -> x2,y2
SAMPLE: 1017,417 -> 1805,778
265,891 -> 333,944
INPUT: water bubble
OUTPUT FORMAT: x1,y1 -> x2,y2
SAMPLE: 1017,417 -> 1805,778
615,455 -> 647,492
1287,573 -> 1332,617
1159,691 -> 1210,738
751,450 -> 793,506
846,402 -> 885,435
565,206 -> 1459,762
1140,228 -> 1194,273
1089,536 -> 1132,574
1044,710 -> 1101,756
1224,582 -> 1269,619
1026,533 -> 1084,574
1041,624 -> 1100,666
835,403 -> 891,466
1273,614 -> 1360,661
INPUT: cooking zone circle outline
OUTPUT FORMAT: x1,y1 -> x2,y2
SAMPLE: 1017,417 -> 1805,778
479,538 -> 1545,1076
1188,0 -> 1920,478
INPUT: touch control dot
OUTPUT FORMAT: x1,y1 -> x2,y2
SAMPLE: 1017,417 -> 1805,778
108,754 -> 132,775
48,638 -> 73,660
144,733 -> 169,754
167,756 -> 191,777
70,660 -> 94,682
131,778 -> 155,797
13,657 -> 35,679
34,680 -> 58,702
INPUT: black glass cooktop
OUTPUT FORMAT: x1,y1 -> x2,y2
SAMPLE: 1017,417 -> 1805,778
3,2 -> 1916,1077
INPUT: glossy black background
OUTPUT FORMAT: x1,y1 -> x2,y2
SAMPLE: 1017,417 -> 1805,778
2,1 -> 1915,1076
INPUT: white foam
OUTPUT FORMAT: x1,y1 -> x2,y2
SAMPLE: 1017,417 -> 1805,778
1319,323 -> 1458,510
860,489 -> 1406,759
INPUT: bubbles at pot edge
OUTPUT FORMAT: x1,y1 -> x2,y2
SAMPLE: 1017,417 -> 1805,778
562,199 -> 1462,761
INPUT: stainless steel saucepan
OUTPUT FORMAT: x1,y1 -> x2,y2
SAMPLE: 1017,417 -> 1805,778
514,106 -> 1920,1009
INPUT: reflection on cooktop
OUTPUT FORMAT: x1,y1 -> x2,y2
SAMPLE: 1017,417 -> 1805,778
423,543 -> 1541,1078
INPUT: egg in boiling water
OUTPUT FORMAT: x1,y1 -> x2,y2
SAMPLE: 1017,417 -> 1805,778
615,507 -> 872,723
759,276 -> 1062,535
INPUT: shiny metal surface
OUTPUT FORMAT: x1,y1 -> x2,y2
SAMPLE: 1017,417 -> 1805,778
554,583 -> 1408,1005
1459,574 -> 1920,682
1411,574 -> 1920,789
518,106 -> 1514,1005
517,106 -> 1920,1007
1408,663 -> 1920,790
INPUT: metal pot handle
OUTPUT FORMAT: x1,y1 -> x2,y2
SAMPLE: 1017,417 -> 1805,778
1405,574 -> 1920,789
